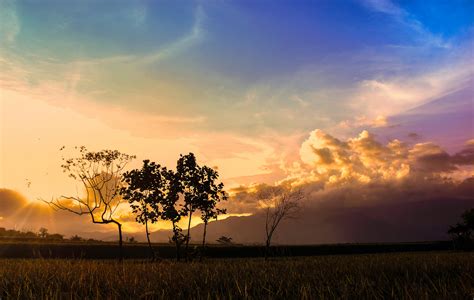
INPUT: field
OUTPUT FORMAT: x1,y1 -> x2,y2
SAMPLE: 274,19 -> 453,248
1,252 -> 473,299
0,240 -> 454,259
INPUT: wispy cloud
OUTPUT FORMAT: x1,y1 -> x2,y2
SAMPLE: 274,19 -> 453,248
140,5 -> 205,64
0,0 -> 20,44
49,4 -> 204,67
350,57 -> 473,117
361,0 -> 451,48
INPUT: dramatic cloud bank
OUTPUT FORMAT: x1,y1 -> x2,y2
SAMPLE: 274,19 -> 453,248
227,129 -> 474,214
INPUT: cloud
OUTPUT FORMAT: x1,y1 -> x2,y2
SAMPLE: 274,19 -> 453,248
337,115 -> 388,130
451,142 -> 474,166
225,129 -> 474,214
361,0 -> 450,48
295,129 -> 411,186
351,60 -> 473,118
139,5 -> 205,65
0,189 -> 28,218
407,132 -> 421,140
218,175 -> 474,245
0,0 -> 20,44
130,4 -> 147,27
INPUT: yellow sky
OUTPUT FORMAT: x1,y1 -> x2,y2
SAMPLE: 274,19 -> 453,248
0,87 -> 280,202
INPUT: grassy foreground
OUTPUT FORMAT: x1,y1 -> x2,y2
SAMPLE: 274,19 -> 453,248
0,252 -> 472,299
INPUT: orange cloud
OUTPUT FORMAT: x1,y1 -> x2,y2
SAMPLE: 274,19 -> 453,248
290,129 -> 473,188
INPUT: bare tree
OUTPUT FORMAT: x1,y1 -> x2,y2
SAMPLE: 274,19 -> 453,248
257,186 -> 303,259
44,146 -> 135,260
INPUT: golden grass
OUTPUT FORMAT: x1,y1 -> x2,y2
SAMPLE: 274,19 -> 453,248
0,252 -> 473,299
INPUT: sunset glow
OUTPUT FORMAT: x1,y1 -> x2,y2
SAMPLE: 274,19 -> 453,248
1,0 -> 473,241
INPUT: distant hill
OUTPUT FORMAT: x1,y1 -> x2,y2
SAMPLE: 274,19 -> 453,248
150,196 -> 473,245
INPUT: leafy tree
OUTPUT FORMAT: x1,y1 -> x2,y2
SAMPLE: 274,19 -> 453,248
160,168 -> 187,260
121,160 -> 166,260
448,208 -> 474,250
176,153 -> 202,260
38,227 -> 49,238
257,186 -> 303,259
70,235 -> 83,242
198,166 -> 227,252
176,153 -> 228,260
45,146 -> 135,260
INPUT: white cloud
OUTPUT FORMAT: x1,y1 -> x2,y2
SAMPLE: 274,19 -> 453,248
350,58 -> 473,117
140,5 -> 205,64
361,0 -> 450,49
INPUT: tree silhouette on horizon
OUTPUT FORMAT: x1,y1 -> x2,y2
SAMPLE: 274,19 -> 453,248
44,146 -> 135,261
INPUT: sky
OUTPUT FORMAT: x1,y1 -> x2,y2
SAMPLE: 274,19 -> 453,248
0,0 -> 473,238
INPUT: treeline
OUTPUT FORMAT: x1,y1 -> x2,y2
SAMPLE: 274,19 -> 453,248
46,148 -> 227,261
0,227 -> 106,243
0,227 -> 63,241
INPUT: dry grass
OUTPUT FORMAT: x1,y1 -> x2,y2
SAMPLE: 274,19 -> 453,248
0,252 -> 472,299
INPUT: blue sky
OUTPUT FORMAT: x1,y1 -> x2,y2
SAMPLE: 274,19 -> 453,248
0,0 -> 473,200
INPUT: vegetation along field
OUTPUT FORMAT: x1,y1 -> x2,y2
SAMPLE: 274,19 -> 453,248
0,252 -> 473,299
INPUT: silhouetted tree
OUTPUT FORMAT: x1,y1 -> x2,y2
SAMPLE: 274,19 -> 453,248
47,233 -> 64,241
257,186 -> 303,259
216,235 -> 233,245
38,227 -> 48,238
176,153 -> 202,260
197,166 -> 227,257
121,160 -> 166,260
160,168 -> 187,261
127,236 -> 137,243
448,208 -> 474,250
70,235 -> 83,242
44,146 -> 135,261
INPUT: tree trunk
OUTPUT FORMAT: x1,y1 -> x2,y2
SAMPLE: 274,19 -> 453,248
145,220 -> 154,260
185,211 -> 192,261
265,232 -> 273,261
202,221 -> 208,248
200,221 -> 208,262
173,223 -> 180,261
118,222 -> 123,261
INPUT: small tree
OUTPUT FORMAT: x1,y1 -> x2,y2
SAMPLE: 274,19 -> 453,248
257,186 -> 303,259
45,146 -> 135,260
176,153 -> 202,260
448,208 -> 474,250
216,235 -> 233,245
121,160 -> 166,260
38,227 -> 49,239
70,234 -> 83,242
127,236 -> 137,243
198,166 -> 227,253
160,168 -> 187,261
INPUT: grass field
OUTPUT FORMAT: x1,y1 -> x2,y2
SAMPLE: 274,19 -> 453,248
0,252 -> 472,299
0,240 -> 454,259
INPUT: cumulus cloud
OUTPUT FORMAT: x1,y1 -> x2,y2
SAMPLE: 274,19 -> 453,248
0,189 -> 28,218
294,129 -> 473,186
294,130 -> 410,186
225,129 -> 474,215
